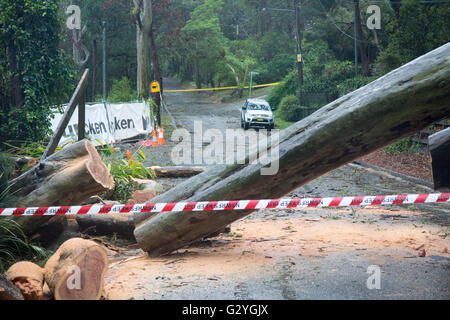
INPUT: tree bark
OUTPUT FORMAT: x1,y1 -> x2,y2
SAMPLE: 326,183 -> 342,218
4,140 -> 114,235
355,0 -> 370,76
134,0 -> 153,99
134,43 -> 450,257
0,275 -> 24,300
76,214 -> 135,239
8,39 -> 24,108
91,39 -> 97,101
149,166 -> 206,178
44,238 -> 108,300
149,26 -> 162,126
5,262 -> 45,300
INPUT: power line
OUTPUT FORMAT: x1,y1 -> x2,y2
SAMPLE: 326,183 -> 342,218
318,0 -> 373,44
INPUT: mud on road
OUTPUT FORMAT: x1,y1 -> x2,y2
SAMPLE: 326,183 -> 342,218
106,79 -> 450,300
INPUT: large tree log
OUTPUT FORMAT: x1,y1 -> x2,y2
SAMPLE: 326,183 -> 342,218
4,140 -> 114,235
44,238 -> 108,300
429,126 -> 450,190
149,166 -> 206,178
5,261 -> 45,300
76,214 -> 135,239
134,43 -> 450,257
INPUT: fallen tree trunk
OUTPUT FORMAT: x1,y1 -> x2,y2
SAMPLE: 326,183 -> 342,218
134,43 -> 450,257
76,213 -> 135,239
30,216 -> 68,247
5,261 -> 45,300
44,238 -> 108,300
429,126 -> 450,190
149,166 -> 206,178
0,275 -> 24,300
4,140 -> 114,235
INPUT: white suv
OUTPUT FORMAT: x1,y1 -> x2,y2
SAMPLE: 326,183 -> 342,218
241,98 -> 274,130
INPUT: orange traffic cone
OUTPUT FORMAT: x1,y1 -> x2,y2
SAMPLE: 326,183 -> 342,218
157,127 -> 165,145
151,125 -> 158,147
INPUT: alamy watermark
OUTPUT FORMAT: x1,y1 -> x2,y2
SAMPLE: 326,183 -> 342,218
171,121 -> 280,175
366,265 -> 381,290
66,265 -> 82,290
367,5 -> 381,30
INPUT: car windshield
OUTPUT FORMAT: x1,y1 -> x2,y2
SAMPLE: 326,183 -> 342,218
247,103 -> 270,111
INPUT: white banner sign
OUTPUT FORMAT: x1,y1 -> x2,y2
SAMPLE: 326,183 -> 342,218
51,102 -> 152,146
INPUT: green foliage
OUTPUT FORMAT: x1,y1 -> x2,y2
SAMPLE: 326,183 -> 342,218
98,142 -> 155,203
384,138 -> 422,154
0,152 -> 15,207
0,218 -> 51,273
108,77 -> 138,103
267,70 -> 299,110
375,0 -> 450,75
257,53 -> 296,84
181,0 -> 226,86
278,95 -> 305,122
0,0 -> 76,149
337,76 -> 377,96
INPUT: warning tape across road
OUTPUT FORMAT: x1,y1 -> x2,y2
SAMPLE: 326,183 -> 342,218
164,82 -> 280,93
0,193 -> 448,216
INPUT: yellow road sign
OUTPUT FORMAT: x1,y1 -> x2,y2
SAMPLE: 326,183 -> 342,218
151,81 -> 160,93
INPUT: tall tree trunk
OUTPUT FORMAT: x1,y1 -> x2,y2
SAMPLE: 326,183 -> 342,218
149,25 -> 161,126
195,65 -> 202,89
8,39 -> 24,108
355,0 -> 370,76
91,39 -> 97,101
134,0 -> 153,99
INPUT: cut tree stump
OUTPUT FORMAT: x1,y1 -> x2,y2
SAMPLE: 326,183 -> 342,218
134,43 -> 450,257
0,274 -> 24,300
44,238 -> 108,300
76,214 -> 135,239
149,166 -> 206,177
3,140 -> 114,236
429,127 -> 450,190
5,261 -> 45,300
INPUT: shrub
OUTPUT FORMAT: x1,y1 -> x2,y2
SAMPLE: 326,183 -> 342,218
98,142 -> 155,203
0,219 -> 51,273
267,70 -> 299,109
279,95 -> 304,122
0,152 -> 15,207
108,77 -> 137,103
337,76 -> 377,96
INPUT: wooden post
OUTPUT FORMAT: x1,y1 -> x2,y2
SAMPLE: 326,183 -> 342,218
42,69 -> 89,160
78,90 -> 86,141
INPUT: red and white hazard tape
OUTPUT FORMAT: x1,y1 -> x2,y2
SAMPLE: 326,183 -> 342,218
0,193 -> 448,216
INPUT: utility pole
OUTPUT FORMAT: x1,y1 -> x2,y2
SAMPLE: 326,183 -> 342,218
353,1 -> 358,77
295,0 -> 303,99
102,21 -> 107,101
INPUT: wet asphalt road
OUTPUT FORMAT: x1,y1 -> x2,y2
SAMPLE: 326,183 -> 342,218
114,78 -> 449,300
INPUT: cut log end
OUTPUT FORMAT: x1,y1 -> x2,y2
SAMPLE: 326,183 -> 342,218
45,238 -> 108,300
55,247 -> 107,300
5,261 -> 45,300
85,141 -> 114,190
